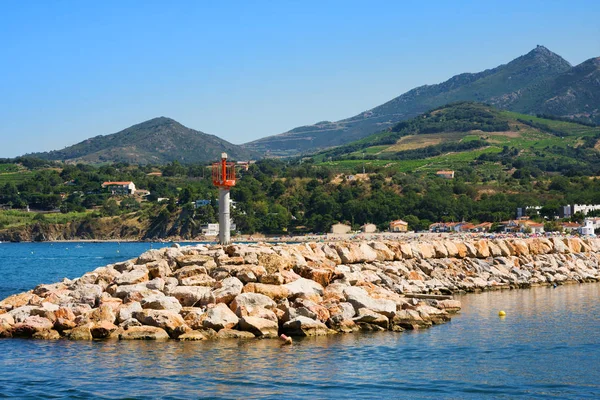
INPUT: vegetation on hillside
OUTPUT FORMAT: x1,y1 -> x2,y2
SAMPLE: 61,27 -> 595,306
317,102 -> 600,176
30,117 -> 258,165
2,150 -> 600,239
247,46 -> 599,156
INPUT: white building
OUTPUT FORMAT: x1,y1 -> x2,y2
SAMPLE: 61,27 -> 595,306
201,221 -> 237,236
580,218 -> 600,235
201,223 -> 219,236
560,204 -> 600,219
102,181 -> 136,195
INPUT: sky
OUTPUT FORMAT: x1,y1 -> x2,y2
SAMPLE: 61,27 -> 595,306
1,0 -> 599,157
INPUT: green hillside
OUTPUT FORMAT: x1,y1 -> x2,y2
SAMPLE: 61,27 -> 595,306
315,102 -> 600,175
247,46 -> 599,156
31,117 -> 258,164
499,57 -> 600,122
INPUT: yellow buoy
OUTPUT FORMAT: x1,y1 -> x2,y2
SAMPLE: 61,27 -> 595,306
498,310 -> 506,317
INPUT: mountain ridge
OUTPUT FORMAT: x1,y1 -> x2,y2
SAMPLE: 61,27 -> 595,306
246,46 -> 598,156
31,117 -> 258,164
313,101 -> 600,177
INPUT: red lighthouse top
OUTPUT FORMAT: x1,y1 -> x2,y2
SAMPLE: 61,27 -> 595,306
212,153 -> 236,188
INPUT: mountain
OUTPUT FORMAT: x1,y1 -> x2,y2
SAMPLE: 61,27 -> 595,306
32,117 -> 258,164
315,102 -> 600,175
246,46 -> 600,156
495,56 -> 600,122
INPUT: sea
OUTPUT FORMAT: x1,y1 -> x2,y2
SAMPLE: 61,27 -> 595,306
1,242 -> 599,399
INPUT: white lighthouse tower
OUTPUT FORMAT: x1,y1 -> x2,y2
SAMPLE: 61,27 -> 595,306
212,153 -> 236,244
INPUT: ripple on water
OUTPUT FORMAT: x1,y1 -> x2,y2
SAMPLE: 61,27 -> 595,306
1,244 -> 600,398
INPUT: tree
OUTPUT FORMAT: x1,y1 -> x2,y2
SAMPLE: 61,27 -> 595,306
120,197 -> 140,211
268,180 -> 286,199
102,199 -> 119,216
178,186 -> 195,205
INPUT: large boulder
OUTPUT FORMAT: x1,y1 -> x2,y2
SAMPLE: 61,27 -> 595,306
180,274 -> 216,287
511,240 -> 530,256
473,240 -> 490,258
230,293 -> 277,317
282,316 -> 330,337
117,301 -> 143,323
169,286 -> 213,307
354,308 -> 389,329
136,249 -> 165,265
11,316 -> 54,337
119,326 -> 170,340
391,309 -> 430,330
113,284 -> 160,303
182,308 -> 207,330
133,310 -> 188,338
145,278 -> 165,291
9,306 -> 39,323
238,316 -> 278,338
257,253 -> 292,274
436,299 -> 462,313
565,238 -> 582,253
0,292 -> 41,312
551,237 -> 569,253
140,294 -> 182,312
343,286 -> 396,318
177,330 -> 207,341
335,243 -> 378,264
202,303 -> 239,331
69,284 -> 103,307
283,278 -> 324,300
212,277 -> 244,304
430,241 -> 448,258
146,260 -> 172,279
216,329 -> 255,339
175,254 -> 216,269
443,241 -> 459,258
175,265 -> 209,282
0,313 -> 15,327
68,324 -> 93,340
54,317 -> 77,332
369,242 -> 395,261
32,329 -> 61,340
242,283 -> 290,301
90,321 -> 118,339
114,267 -> 149,286
99,295 -> 123,312
88,305 -> 117,324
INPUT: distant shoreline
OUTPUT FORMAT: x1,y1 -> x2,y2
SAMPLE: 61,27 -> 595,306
1,231 -> 592,244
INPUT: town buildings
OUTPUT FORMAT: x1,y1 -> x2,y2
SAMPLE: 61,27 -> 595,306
559,204 -> 600,219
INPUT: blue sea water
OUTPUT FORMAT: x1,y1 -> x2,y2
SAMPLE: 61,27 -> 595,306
1,242 -> 600,399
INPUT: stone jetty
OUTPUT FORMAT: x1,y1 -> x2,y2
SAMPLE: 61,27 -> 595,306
1,236 -> 600,341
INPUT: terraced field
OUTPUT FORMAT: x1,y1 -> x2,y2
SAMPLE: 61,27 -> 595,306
316,103 -> 600,174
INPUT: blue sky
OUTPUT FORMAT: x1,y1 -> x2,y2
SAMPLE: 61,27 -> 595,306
1,0 -> 599,157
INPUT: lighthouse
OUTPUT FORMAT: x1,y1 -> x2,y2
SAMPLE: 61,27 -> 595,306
212,153 -> 236,244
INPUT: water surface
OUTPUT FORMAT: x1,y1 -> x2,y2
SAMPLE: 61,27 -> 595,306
1,242 -> 599,398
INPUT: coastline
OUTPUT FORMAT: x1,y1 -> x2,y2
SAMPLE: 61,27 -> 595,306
1,231 -> 588,244
1,236 -> 599,342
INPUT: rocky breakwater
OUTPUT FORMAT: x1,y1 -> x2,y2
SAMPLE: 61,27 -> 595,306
1,236 -> 599,341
